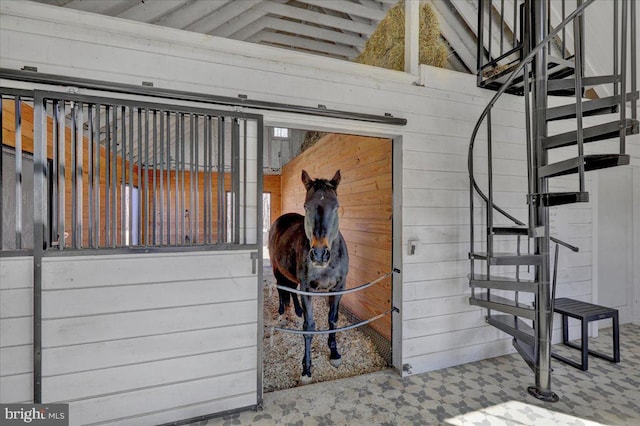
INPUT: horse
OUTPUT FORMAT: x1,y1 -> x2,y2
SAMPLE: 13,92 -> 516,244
268,169 -> 349,384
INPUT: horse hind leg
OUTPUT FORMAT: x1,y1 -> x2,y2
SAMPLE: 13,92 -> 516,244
274,269 -> 302,318
327,295 -> 342,368
291,292 -> 303,317
277,288 -> 290,316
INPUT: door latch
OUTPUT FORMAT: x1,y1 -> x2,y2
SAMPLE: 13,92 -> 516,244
250,252 -> 258,274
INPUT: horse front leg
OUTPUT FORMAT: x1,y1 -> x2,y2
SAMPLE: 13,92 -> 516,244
327,294 -> 342,367
300,294 -> 315,384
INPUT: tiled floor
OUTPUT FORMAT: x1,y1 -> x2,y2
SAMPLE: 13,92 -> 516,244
203,324 -> 639,425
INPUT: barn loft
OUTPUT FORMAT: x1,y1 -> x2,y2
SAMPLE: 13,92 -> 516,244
0,1 -> 639,425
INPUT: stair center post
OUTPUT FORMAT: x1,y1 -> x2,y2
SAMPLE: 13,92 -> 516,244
529,0 -> 559,403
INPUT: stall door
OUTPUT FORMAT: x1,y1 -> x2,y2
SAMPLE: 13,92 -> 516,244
29,90 -> 263,425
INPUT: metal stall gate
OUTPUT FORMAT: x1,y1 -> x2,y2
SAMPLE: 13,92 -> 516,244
1,88 -> 264,425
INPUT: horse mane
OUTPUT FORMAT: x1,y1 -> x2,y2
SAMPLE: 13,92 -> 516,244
308,178 -> 337,193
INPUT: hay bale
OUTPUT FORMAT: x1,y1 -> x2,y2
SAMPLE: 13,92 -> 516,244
355,1 -> 448,71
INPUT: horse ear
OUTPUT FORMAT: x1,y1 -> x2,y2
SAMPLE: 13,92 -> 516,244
330,170 -> 341,188
301,170 -> 313,190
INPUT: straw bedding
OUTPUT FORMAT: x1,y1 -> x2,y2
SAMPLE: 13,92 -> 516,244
262,265 -> 387,392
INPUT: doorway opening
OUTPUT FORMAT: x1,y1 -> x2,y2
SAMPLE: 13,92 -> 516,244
262,128 -> 393,392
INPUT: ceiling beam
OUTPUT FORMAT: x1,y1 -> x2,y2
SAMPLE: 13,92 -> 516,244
254,1 -> 378,35
295,0 -> 386,21
210,0 -> 287,38
62,0 -> 138,15
427,0 -> 478,73
99,0 -> 141,17
233,16 -> 366,49
249,31 -> 360,58
116,0 -> 187,23
152,0 -> 231,29
186,0 -> 263,34
356,0 -> 385,11
34,0 -> 74,6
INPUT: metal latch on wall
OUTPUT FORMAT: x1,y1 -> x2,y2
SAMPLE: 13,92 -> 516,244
250,252 -> 258,274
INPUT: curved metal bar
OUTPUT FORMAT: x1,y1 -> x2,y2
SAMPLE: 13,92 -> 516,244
274,268 -> 400,297
468,0 -> 595,237
272,307 -> 399,336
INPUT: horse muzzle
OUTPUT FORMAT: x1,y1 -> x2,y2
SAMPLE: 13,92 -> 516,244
309,246 -> 331,267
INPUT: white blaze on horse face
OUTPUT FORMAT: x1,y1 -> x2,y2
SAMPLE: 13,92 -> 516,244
304,190 -> 339,268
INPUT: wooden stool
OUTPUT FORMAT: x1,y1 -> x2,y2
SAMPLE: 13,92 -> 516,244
551,298 -> 620,371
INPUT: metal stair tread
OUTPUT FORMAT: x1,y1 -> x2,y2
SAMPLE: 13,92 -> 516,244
546,91 -> 639,121
469,273 -> 538,292
483,58 -> 575,95
543,119 -> 639,149
536,191 -> 589,206
470,252 -> 543,265
469,292 -> 535,320
487,314 -> 535,346
539,154 -> 630,178
469,273 -> 535,283
490,225 -> 529,235
547,74 -> 619,96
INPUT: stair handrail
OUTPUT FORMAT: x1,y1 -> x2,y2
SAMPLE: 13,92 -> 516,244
469,0 -> 595,254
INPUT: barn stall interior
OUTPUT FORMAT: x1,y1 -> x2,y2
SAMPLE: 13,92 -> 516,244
1,0 -> 640,425
261,128 -> 393,391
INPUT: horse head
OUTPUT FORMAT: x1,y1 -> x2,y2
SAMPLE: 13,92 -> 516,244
301,169 -> 341,268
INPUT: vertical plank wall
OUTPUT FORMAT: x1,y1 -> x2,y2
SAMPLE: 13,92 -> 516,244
263,175 -> 281,225
280,134 -> 392,340
39,251 -> 258,425
0,257 -> 33,403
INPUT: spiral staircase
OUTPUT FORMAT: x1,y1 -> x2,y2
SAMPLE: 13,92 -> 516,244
468,0 -> 637,401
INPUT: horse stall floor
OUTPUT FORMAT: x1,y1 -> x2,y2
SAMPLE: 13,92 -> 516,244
262,265 -> 387,393
196,324 -> 640,426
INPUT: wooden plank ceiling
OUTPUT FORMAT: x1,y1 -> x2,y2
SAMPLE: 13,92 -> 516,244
30,0 -> 396,60
29,0 -> 481,72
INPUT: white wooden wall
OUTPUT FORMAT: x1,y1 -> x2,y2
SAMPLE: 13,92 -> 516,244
39,251 -> 258,425
1,2 -> 637,418
0,256 -> 33,403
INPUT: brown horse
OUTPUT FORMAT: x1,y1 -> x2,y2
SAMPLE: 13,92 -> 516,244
268,170 -> 349,384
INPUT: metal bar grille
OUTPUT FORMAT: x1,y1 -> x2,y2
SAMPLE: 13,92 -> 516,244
1,90 -> 260,253
57,100 -> 66,250
14,96 -> 23,249
0,95 -> 3,248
